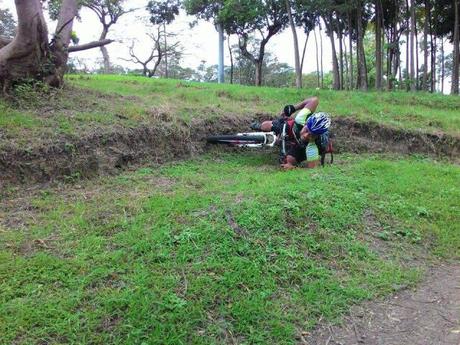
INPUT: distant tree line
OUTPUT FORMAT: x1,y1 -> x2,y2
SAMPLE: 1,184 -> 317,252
0,0 -> 458,95
182,0 -> 459,95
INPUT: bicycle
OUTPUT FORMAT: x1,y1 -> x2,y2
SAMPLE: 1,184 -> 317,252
206,122 -> 334,166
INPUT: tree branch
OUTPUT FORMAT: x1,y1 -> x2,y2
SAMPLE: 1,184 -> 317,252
68,39 -> 114,52
0,36 -> 12,49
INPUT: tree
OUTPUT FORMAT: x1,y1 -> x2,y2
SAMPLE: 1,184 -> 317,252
380,0 -> 406,90
185,0 -> 289,86
291,0 -> 319,88
122,26 -> 180,78
285,0 -> 302,88
227,0 -> 289,86
374,0 -> 383,90
83,0 -> 133,73
0,0 -> 113,92
0,8 -> 16,39
453,0 -> 459,94
323,13 -> 341,89
147,0 -> 181,78
409,0 -> 416,91
355,2 -> 369,90
431,0 -> 458,94
48,0 -> 130,73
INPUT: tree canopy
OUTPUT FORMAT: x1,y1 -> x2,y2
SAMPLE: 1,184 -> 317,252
0,8 -> 16,39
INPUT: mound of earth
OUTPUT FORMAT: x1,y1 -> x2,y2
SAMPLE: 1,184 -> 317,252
0,115 -> 459,186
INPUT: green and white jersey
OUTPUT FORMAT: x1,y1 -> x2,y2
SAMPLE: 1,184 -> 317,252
306,141 -> 319,162
294,107 -> 312,126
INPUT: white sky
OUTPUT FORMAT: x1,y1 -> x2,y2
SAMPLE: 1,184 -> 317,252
1,0 -> 332,73
1,0 -> 453,92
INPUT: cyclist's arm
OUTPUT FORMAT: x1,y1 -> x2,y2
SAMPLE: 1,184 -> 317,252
279,96 -> 319,118
294,96 -> 319,113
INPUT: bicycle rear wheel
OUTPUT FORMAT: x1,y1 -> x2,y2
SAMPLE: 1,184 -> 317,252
206,134 -> 266,145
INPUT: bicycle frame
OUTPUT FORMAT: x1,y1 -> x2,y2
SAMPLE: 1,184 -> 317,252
231,131 -> 278,148
232,123 -> 288,152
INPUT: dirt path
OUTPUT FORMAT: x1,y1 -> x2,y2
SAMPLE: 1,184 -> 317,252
303,263 -> 460,345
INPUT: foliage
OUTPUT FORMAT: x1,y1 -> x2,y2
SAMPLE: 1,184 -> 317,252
48,0 -> 127,22
184,0 -> 289,85
147,0 -> 181,25
0,8 -> 16,38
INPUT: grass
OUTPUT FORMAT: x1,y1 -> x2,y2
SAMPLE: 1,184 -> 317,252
1,153 -> 459,344
0,75 -> 459,149
68,75 -> 460,134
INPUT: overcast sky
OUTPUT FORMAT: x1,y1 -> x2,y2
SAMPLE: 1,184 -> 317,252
1,0 -> 453,92
1,0 -> 333,73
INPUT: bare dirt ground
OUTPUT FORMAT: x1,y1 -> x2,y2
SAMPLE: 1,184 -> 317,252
302,263 -> 460,345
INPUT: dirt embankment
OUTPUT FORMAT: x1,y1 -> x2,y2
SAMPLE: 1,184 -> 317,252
1,116 -> 459,186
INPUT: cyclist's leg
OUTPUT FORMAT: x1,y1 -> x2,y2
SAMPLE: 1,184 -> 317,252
252,120 -> 275,131
281,144 -> 305,169
252,118 -> 284,133
281,155 -> 298,170
261,121 -> 273,131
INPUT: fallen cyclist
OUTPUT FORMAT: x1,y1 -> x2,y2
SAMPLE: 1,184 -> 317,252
250,96 -> 331,170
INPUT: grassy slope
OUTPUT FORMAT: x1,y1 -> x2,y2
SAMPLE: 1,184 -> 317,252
0,75 -> 459,149
1,76 -> 459,344
1,153 -> 459,344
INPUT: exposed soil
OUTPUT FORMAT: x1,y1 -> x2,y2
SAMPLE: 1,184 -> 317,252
1,115 -> 459,187
302,263 -> 460,345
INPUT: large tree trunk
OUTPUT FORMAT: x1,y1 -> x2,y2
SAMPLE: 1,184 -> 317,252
406,0 -> 410,91
163,23 -> 168,78
409,0 -> 416,92
0,0 -> 78,91
441,38 -> 445,94
0,0 -> 49,91
254,60 -> 263,86
314,28 -> 320,88
452,0 -> 459,95
343,35 -> 349,89
324,15 -> 340,90
356,4 -> 368,91
338,26 -> 344,90
348,11 -> 354,90
320,22 -> 324,88
286,0 -> 301,88
227,36 -> 234,84
375,0 -> 383,90
49,0 -> 78,86
300,33 -> 309,76
430,19 -> 436,93
99,25 -> 110,73
422,0 -> 429,91
415,19 -> 420,89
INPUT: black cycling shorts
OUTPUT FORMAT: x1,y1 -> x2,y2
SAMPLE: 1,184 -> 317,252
282,141 -> 306,164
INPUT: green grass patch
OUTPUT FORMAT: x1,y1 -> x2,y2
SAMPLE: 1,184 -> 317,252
68,75 -> 460,134
1,75 -> 459,149
1,154 -> 458,344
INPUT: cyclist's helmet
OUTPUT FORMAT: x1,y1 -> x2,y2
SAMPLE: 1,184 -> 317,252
306,112 -> 331,135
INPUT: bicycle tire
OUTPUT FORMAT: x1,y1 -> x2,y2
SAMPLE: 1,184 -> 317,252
206,134 -> 266,145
